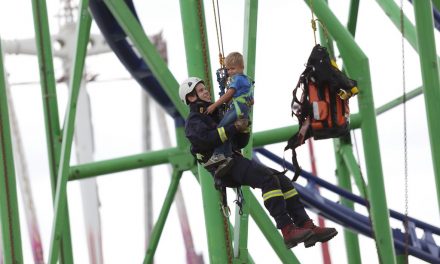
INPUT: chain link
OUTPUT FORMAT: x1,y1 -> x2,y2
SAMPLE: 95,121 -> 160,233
400,1 -> 409,262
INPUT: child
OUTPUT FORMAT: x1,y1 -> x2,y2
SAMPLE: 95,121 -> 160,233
204,52 -> 254,177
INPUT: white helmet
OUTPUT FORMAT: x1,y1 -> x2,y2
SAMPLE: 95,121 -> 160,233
179,77 -> 204,105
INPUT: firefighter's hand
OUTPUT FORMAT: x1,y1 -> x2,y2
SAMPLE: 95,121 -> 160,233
234,116 -> 250,133
206,104 -> 216,114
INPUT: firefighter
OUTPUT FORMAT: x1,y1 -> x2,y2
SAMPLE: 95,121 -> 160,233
179,77 -> 337,248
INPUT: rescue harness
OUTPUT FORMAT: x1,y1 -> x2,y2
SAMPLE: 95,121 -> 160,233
285,44 -> 359,181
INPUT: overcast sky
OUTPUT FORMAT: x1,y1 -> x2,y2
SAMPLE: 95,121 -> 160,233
0,0 -> 439,263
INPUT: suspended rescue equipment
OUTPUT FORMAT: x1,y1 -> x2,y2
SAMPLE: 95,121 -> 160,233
285,44 -> 359,181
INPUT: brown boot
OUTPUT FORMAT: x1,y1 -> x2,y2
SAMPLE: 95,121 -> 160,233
301,219 -> 338,248
281,223 -> 313,249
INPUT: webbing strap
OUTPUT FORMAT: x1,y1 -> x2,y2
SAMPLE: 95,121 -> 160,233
217,127 -> 228,142
232,99 -> 242,116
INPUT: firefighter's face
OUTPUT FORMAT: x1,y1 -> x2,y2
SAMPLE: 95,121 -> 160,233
194,82 -> 211,102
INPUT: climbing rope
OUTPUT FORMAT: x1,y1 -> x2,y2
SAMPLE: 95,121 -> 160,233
400,0 -> 410,262
221,203 -> 233,264
308,0 -> 331,48
212,0 -> 225,66
309,0 -> 318,45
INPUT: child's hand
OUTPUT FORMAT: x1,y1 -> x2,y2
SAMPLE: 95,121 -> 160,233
206,104 -> 216,114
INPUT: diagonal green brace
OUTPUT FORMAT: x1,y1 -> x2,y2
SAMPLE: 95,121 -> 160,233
143,169 -> 183,263
0,36 -> 24,264
103,0 -> 188,118
30,0 -> 74,261
413,0 -> 440,215
48,0 -> 92,262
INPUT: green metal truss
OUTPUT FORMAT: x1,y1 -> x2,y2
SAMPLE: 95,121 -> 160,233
1,0 -> 439,263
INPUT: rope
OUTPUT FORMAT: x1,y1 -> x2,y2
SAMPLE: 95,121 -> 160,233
212,0 -> 225,66
309,0 -> 317,45
221,207 -> 233,264
400,1 -> 409,262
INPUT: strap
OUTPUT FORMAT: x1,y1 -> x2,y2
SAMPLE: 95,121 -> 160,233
284,118 -> 312,181
234,187 -> 245,215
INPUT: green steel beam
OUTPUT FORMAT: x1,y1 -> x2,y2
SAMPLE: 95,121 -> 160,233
413,0 -> 440,214
376,87 -> 423,115
339,145 -> 367,198
305,0 -> 396,263
433,0 -> 440,12
248,193 -> 300,264
233,0 -> 259,261
320,8 -> 361,263
30,0 -> 74,261
179,0 -> 231,263
48,0 -> 91,262
31,0 -> 62,196
253,125 -> 298,147
69,147 -> 183,180
103,0 -> 188,118
179,0 -> 213,93
375,0 -> 418,51
347,0 -> 360,37
0,36 -> 24,264
333,140 -> 362,264
144,169 -> 183,263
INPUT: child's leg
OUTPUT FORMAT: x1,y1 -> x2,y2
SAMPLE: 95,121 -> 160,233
216,107 -> 239,156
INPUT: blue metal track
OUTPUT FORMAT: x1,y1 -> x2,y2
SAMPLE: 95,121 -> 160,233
88,0 -> 185,126
255,148 -> 440,263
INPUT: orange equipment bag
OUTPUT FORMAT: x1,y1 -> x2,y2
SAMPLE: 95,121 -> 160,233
285,44 -> 359,181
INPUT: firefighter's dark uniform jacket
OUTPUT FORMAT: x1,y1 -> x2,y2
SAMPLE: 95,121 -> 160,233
185,101 -> 310,229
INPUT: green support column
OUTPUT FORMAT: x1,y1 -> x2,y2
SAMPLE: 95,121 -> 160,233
334,140 -> 362,264
0,37 -> 24,264
375,0 -> 418,51
306,0 -> 396,263
179,1 -> 231,263
413,0 -> 440,214
30,0 -> 74,261
232,0 -> 259,261
347,0 -> 360,37
319,7 -> 361,263
144,170 -> 183,264
48,0 -> 91,262
433,0 -> 440,11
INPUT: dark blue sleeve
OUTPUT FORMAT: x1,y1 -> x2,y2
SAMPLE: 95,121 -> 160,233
185,114 -> 238,152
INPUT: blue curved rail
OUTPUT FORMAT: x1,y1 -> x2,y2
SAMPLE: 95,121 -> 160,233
255,148 -> 440,263
88,0 -> 185,126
